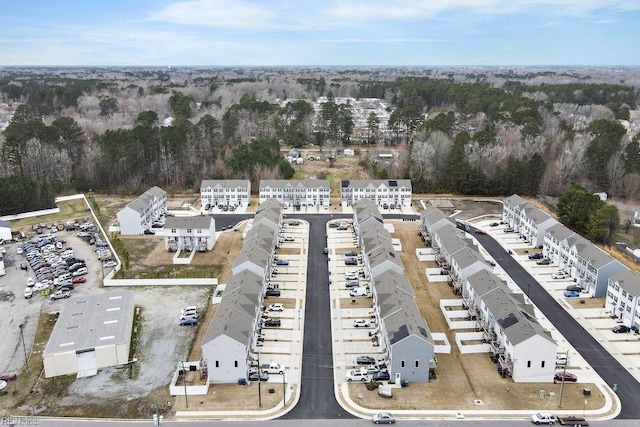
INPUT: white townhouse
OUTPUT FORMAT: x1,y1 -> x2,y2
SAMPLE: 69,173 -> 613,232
449,246 -> 492,296
543,223 -> 576,265
200,180 -> 250,209
573,242 -> 625,298
518,203 -> 559,248
605,269 -> 640,329
431,225 -> 472,269
164,215 -> 216,252
259,179 -> 330,207
0,220 -> 11,241
419,207 -> 452,244
502,194 -> 527,229
340,179 -> 412,208
116,186 -> 167,235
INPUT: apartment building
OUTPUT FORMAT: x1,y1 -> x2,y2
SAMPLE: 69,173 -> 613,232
340,179 -> 412,208
200,180 -> 250,209
116,186 -> 167,235
259,179 -> 330,207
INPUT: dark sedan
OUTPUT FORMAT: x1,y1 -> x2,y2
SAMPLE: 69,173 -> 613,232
612,325 -> 631,333
554,372 -> 577,383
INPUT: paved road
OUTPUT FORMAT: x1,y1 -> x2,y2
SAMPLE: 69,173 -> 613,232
474,230 -> 640,419
281,215 -> 352,419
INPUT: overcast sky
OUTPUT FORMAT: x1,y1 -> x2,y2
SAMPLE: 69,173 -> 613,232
1,0 -> 639,66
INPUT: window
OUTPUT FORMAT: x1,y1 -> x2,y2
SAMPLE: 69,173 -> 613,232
234,360 -> 238,368
527,361 -> 531,368
415,360 -> 419,368
215,361 -> 219,368
171,229 -> 176,233
541,361 -> 545,368
187,228 -> 192,233
400,360 -> 405,368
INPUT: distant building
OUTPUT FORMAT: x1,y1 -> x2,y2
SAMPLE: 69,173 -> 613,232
259,179 -> 330,207
117,187 -> 167,236
200,180 -> 250,209
116,187 -> 167,235
43,291 -> 134,378
340,179 -> 412,208
0,220 -> 11,241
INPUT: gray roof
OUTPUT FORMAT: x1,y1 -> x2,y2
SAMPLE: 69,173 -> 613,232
373,270 -> 415,299
435,225 -> 470,256
610,269 -> 640,297
576,242 -> 617,269
44,291 -> 134,355
505,194 -> 526,208
421,208 -> 451,229
483,287 -> 554,346
545,223 -> 575,241
164,215 -> 214,230
354,199 -> 383,224
468,269 -> 507,297
523,203 -> 557,226
244,227 -> 277,253
203,269 -> 263,345
383,299 -> 433,346
451,246 -> 490,271
201,179 -> 250,190
260,179 -> 330,189
0,220 -> 10,228
122,186 -> 166,214
233,244 -> 271,272
367,240 -> 403,272
341,179 -> 412,190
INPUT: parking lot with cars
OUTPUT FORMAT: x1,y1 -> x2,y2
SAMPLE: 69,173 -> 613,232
246,219 -> 309,384
325,219 -> 391,388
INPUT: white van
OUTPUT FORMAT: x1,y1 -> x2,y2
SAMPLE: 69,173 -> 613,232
349,286 -> 369,297
345,369 -> 369,382
260,363 -> 285,374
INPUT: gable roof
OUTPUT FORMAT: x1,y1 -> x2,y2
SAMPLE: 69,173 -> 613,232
201,179 -> 250,189
260,179 -> 329,189
545,223 -> 575,241
610,269 -> 640,296
164,215 -> 214,230
451,246 -> 490,271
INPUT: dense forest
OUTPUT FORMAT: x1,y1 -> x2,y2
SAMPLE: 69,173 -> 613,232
0,66 -> 639,215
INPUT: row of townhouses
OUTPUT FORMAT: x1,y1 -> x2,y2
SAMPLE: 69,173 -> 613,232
503,195 -> 640,330
116,186 -> 167,235
421,206 -> 558,382
201,199 -> 284,383
198,179 -> 413,210
353,198 -> 436,382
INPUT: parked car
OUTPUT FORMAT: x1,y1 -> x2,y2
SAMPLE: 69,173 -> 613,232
361,365 -> 380,375
353,319 -> 371,328
536,258 -> 551,265
265,289 -> 281,297
26,278 -> 35,287
264,318 -> 281,327
345,251 -> 358,257
288,221 -> 300,226
552,271 -> 568,279
345,272 -> 358,280
72,267 -> 88,277
563,290 -> 581,298
357,355 -> 376,365
143,229 -> 155,235
328,222 -> 339,228
528,253 -> 544,260
345,257 -> 358,266
345,369 -> 369,382
373,371 -> 391,382
34,282 -> 50,292
20,263 -> 28,270
612,325 -> 631,333
72,276 -> 86,284
345,280 -> 360,289
565,285 -> 582,292
372,412 -> 395,424
489,222 -> 500,227
24,287 -> 33,299
531,412 -> 556,425
554,372 -> 577,383
248,370 -> 269,382
275,259 -> 290,266
0,372 -> 17,382
283,236 -> 294,242
50,290 -> 71,300
104,260 -> 118,268
179,317 -> 198,326
555,354 -> 569,366
268,303 -> 284,312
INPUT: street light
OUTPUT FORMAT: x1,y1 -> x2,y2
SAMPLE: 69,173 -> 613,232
182,360 -> 188,408
19,323 -> 28,371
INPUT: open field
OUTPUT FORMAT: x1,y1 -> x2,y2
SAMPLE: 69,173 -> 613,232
11,199 -> 91,231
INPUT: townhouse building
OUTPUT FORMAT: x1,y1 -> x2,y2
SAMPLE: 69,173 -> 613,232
340,179 -> 412,208
518,203 -> 559,248
116,186 -> 167,235
605,269 -> 640,329
201,200 -> 283,383
419,207 -> 452,245
502,194 -> 527,229
259,179 -> 330,207
200,180 -> 250,209
164,215 -> 216,252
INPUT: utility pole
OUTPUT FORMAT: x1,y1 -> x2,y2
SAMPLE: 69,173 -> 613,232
282,370 -> 286,407
558,350 -> 569,408
19,323 -> 29,371
258,352 -> 262,408
182,360 -> 188,408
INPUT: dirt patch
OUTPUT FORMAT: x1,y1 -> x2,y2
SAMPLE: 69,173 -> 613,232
171,381 -> 288,413
566,297 -> 606,309
340,297 -> 373,309
382,220 -> 608,413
